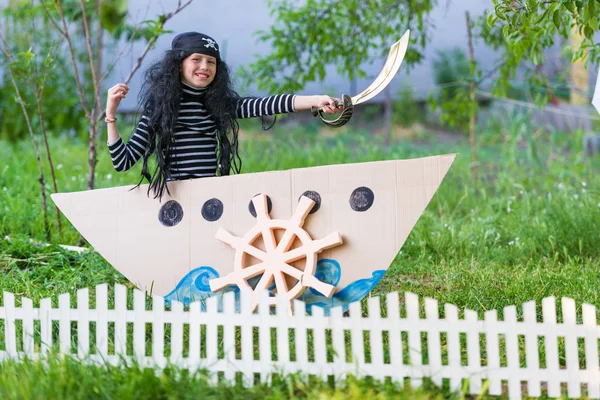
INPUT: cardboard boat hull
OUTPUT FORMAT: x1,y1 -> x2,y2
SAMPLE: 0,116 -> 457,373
51,154 -> 456,310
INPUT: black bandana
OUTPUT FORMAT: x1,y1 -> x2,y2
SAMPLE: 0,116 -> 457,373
171,32 -> 221,61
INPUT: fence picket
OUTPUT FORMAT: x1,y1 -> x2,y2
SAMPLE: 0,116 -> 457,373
293,298 -> 309,377
21,297 -> 34,357
445,302 -> 461,392
4,292 -> 16,357
523,300 -> 541,398
170,300 -> 184,366
114,284 -> 128,357
312,305 -> 328,380
405,293 -> 422,387
1,285 -> 600,400
133,289 -> 146,363
348,300 -> 365,375
222,292 -> 236,382
240,291 -> 254,387
465,309 -> 481,395
204,294 -> 219,385
583,303 -> 600,398
504,305 -> 521,400
562,297 -> 581,398
543,297 -> 561,398
152,295 -> 165,368
77,288 -> 90,359
39,297 -> 51,356
58,293 -> 70,355
368,297 -> 384,380
275,293 -> 290,371
96,284 -> 108,360
386,292 -> 403,381
484,309 -> 502,396
330,305 -> 346,373
258,290 -> 272,384
188,300 -> 201,371
424,297 -> 442,387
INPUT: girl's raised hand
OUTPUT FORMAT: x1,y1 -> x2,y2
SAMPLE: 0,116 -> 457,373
106,83 -> 129,116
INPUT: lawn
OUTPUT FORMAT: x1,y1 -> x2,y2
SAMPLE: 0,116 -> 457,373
0,112 -> 598,398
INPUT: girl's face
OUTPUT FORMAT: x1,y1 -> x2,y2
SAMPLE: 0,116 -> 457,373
181,53 -> 217,88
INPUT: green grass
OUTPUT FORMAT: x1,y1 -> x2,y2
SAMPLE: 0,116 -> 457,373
1,111 -> 599,397
0,353 -> 456,399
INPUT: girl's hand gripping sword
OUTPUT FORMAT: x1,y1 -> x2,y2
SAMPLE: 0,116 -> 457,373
311,29 -> 411,128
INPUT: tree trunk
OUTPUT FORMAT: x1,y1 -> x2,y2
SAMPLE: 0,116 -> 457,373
466,11 -> 478,186
86,0 -> 103,191
87,120 -> 97,190
36,97 -> 63,238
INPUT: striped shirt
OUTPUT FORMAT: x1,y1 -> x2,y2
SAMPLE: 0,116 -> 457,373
107,81 -> 296,180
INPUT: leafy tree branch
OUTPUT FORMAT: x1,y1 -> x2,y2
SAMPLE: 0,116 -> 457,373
239,0 -> 441,94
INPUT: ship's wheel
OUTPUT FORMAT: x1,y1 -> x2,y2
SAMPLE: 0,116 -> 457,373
208,194 -> 343,311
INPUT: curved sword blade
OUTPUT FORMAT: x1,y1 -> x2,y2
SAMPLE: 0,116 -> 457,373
351,29 -> 410,105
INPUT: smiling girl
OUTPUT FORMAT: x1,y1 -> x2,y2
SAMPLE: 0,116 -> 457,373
105,31 -> 341,199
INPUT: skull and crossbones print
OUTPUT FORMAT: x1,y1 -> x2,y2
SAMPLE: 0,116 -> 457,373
202,37 -> 218,51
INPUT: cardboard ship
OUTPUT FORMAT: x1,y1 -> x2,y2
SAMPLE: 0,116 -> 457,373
51,154 -> 456,311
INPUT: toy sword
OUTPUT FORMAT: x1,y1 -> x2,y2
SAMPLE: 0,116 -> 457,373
311,29 -> 411,128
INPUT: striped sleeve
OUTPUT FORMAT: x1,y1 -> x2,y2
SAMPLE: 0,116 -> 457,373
235,94 -> 296,119
107,115 -> 152,172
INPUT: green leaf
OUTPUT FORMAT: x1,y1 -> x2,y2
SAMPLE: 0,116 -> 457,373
536,8 -> 550,24
553,10 -> 561,29
100,0 -> 129,34
563,1 -> 575,13
487,13 -> 495,28
587,0 -> 596,22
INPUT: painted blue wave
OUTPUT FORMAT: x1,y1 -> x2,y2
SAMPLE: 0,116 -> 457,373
308,259 -> 341,295
300,265 -> 386,314
164,266 -> 239,309
164,260 -> 386,314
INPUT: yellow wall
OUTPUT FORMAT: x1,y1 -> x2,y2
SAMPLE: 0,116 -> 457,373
570,23 -> 589,105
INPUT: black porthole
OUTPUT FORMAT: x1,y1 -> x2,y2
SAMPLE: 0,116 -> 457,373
349,186 -> 374,212
248,194 -> 272,218
158,200 -> 184,227
201,198 -> 223,222
299,190 -> 321,214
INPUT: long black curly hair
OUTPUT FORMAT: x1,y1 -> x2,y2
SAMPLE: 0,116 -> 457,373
135,49 -> 242,199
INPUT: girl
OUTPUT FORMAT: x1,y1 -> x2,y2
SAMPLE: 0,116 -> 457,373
105,31 -> 341,199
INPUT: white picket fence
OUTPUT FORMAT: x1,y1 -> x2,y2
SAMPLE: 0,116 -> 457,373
0,283 -> 599,399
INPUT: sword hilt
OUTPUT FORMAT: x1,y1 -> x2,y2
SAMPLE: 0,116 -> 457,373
310,97 -> 345,116
310,94 -> 354,128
